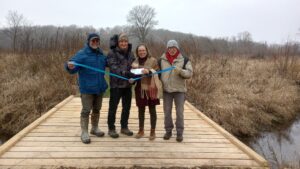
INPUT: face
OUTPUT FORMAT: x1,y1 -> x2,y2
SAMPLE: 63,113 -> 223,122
137,45 -> 147,58
167,47 -> 178,56
89,38 -> 100,49
118,39 -> 129,50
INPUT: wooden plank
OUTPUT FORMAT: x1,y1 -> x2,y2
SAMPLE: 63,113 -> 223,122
14,141 -> 234,148
9,146 -> 242,153
26,131 -> 220,137
0,158 -> 261,167
32,126 -> 219,132
20,136 -> 231,143
185,101 -> 269,167
2,152 -> 251,159
0,96 -> 74,157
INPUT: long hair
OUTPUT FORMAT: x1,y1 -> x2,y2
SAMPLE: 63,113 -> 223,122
135,43 -> 152,58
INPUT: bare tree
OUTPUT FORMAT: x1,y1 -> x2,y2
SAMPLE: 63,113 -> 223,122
127,5 -> 158,43
5,11 -> 26,52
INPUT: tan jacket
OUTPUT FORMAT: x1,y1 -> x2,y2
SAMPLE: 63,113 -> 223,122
160,53 -> 193,93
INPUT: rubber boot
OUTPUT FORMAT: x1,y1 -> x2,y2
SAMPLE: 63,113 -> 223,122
80,117 -> 91,144
90,113 -> 105,137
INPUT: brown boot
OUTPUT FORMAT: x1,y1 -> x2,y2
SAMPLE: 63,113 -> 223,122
135,129 -> 144,139
149,129 -> 156,140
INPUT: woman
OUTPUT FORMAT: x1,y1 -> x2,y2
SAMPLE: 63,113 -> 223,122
159,40 -> 193,142
131,44 -> 160,140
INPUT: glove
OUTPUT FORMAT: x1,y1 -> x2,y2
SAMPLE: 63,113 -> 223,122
174,66 -> 182,74
128,78 -> 135,84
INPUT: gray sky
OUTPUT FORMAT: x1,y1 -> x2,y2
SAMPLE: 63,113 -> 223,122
0,0 -> 299,44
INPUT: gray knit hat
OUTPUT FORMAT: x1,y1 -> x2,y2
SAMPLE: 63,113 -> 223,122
167,40 -> 179,49
119,33 -> 128,41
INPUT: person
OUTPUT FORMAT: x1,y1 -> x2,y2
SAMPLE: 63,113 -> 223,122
106,33 -> 135,138
65,33 -> 108,144
131,44 -> 160,140
159,40 -> 193,142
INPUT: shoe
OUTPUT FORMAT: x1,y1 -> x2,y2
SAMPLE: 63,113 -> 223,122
108,130 -> 119,138
120,128 -> 134,136
149,129 -> 156,140
163,132 -> 172,140
176,134 -> 183,142
135,129 -> 144,139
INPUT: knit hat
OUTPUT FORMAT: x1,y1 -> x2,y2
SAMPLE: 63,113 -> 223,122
87,33 -> 100,42
167,40 -> 179,49
118,33 -> 128,41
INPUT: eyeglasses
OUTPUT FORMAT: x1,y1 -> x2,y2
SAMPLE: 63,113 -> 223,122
91,38 -> 100,43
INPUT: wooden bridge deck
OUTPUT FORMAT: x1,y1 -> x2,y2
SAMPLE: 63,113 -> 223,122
0,96 -> 268,168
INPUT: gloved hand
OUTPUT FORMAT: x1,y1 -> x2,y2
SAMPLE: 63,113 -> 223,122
174,66 -> 182,74
128,78 -> 135,84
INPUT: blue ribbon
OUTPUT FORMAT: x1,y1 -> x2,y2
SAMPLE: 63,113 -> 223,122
70,62 -> 129,80
69,62 -> 175,81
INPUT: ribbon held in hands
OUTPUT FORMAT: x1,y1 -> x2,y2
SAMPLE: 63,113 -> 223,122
69,61 -> 175,81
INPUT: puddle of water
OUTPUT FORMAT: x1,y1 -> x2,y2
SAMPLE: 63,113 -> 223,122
250,119 -> 300,169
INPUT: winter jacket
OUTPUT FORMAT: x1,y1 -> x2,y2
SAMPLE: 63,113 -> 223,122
159,53 -> 193,93
107,44 -> 135,88
65,45 -> 108,94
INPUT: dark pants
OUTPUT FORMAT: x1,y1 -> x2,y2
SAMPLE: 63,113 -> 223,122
107,88 -> 132,130
138,105 -> 157,130
81,93 -> 103,118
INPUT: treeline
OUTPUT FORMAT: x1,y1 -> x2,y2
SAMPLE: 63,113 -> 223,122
1,24 -> 300,58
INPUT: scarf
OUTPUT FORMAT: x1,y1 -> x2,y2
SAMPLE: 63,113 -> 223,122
132,57 -> 161,100
166,50 -> 180,64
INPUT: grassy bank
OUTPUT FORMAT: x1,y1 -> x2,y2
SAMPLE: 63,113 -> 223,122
0,52 -> 78,138
186,55 -> 300,139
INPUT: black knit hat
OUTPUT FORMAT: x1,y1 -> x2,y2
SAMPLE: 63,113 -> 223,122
87,33 -> 100,42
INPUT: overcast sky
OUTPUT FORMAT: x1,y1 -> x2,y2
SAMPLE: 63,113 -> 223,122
0,0 -> 299,44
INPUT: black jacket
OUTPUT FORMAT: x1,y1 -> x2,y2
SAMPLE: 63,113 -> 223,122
107,44 -> 135,88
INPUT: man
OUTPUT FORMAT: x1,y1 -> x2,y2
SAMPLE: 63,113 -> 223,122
65,33 -> 108,144
106,33 -> 135,138
159,40 -> 193,142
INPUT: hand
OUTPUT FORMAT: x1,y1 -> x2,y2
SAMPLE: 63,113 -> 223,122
128,78 -> 135,84
174,66 -> 182,74
67,62 -> 75,70
142,68 -> 149,74
131,63 -> 139,69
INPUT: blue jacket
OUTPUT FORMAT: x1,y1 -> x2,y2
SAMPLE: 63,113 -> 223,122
65,45 -> 108,94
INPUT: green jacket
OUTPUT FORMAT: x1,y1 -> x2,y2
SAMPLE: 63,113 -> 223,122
160,53 -> 193,93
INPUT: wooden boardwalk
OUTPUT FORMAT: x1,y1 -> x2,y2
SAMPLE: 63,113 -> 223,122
0,96 -> 269,168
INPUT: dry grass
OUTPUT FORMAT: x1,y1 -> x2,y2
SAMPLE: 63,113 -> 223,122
0,52 -> 77,138
187,55 -> 300,138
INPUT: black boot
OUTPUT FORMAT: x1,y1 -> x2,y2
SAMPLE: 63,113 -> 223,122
163,131 -> 172,140
120,128 -> 133,136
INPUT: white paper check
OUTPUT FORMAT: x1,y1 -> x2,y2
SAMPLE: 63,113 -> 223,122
130,68 -> 144,75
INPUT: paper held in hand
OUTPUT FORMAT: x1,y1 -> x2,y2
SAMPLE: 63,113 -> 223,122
130,68 -> 145,75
